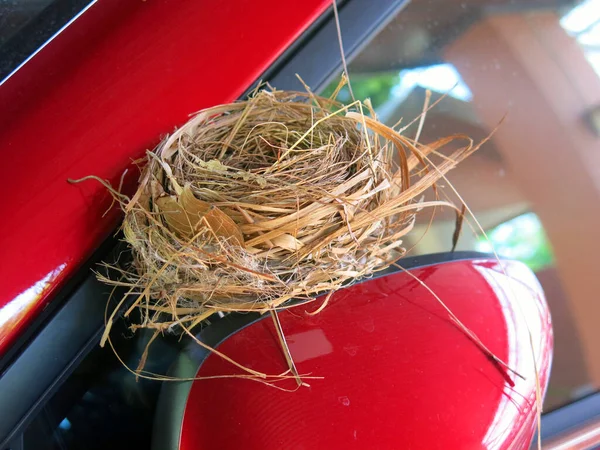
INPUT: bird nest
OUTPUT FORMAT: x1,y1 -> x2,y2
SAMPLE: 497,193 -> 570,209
92,85 -> 478,353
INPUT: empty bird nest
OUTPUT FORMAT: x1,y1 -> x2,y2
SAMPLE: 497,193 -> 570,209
88,81 -> 480,363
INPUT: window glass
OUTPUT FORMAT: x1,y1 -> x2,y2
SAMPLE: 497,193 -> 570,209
327,0 -> 600,410
476,212 -> 555,272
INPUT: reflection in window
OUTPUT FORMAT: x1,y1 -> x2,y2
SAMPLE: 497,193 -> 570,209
476,213 -> 555,272
322,72 -> 400,108
393,63 -> 472,103
561,0 -> 600,76
323,63 -> 471,112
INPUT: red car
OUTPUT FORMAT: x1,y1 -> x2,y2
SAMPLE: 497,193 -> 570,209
1,0 -> 596,448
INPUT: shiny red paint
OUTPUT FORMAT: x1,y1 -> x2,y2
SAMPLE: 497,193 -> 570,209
181,259 -> 553,450
0,0 -> 331,354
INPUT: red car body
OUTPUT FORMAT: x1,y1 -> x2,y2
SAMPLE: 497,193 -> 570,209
0,2 -> 553,449
159,258 -> 552,450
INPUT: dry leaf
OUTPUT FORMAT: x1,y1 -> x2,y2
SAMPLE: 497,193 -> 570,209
156,184 -> 244,246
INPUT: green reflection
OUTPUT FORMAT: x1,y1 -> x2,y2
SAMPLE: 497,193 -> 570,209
476,212 -> 554,272
321,72 -> 400,109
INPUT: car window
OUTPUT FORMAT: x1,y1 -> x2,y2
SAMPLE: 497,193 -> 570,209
325,0 -> 600,411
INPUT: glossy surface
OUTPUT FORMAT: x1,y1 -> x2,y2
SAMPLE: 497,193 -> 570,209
181,259 -> 553,450
0,0 -> 330,354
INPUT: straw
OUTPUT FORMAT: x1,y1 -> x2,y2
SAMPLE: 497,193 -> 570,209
74,81 -> 478,374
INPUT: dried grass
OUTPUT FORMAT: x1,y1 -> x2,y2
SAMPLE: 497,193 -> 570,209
83,81 -> 480,360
